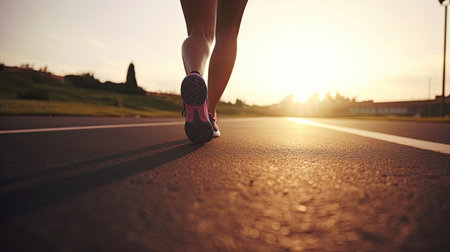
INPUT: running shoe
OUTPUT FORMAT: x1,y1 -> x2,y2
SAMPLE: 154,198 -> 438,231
208,112 -> 221,137
180,72 -> 213,142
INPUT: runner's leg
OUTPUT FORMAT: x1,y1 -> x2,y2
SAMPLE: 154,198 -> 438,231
181,0 -> 217,75
207,0 -> 248,113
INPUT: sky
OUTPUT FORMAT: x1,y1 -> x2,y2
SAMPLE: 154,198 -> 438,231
1,0 -> 449,105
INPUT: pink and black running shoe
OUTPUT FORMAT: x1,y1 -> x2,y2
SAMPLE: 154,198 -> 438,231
181,72 -> 213,142
208,112 -> 221,137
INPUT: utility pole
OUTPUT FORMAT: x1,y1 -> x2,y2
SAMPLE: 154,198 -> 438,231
428,77 -> 432,100
428,78 -> 433,116
443,5 -> 448,116
439,0 -> 449,116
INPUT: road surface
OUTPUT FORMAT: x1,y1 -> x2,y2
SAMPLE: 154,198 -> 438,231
1,116 -> 449,251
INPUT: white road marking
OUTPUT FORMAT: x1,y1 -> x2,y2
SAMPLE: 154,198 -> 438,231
0,121 -> 185,134
0,117 -> 264,135
288,118 -> 450,155
2,117 -> 448,155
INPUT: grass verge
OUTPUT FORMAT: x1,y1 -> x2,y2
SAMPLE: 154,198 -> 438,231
0,98 -> 179,117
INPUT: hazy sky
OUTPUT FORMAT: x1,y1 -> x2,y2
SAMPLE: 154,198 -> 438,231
1,0 -> 449,105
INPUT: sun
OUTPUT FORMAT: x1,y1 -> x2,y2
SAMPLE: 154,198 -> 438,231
260,41 -> 342,103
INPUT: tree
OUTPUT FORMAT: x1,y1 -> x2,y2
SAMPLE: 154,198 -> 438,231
307,93 -> 320,104
323,92 -> 334,103
125,62 -> 138,88
280,94 -> 294,105
235,99 -> 246,107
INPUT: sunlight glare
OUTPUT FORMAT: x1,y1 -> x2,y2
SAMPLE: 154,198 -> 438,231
261,41 -> 342,102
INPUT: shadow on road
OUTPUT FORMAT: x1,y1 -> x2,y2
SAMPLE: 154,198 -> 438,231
0,139 -> 190,186
0,139 -> 202,222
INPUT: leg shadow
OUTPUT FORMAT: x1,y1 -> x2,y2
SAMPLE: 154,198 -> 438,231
0,140 -> 202,222
0,139 -> 189,186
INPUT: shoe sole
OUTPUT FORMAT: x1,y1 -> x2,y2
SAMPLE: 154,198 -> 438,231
208,114 -> 221,138
213,130 -> 221,137
181,75 -> 213,142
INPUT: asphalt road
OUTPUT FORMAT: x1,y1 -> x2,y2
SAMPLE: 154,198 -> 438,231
1,116 -> 449,251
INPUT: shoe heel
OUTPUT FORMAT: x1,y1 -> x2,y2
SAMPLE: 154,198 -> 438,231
185,109 -> 213,142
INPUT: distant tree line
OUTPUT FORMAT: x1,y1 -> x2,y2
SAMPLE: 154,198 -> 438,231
2,62 -> 146,95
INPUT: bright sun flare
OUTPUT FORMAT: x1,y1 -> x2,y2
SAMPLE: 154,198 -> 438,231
261,41 -> 342,102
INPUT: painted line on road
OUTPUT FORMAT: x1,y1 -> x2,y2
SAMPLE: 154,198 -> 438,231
0,121 -> 185,134
0,118 -> 264,135
288,118 -> 450,155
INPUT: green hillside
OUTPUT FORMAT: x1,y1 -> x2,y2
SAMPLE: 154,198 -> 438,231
0,66 -> 182,116
0,66 -> 263,117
